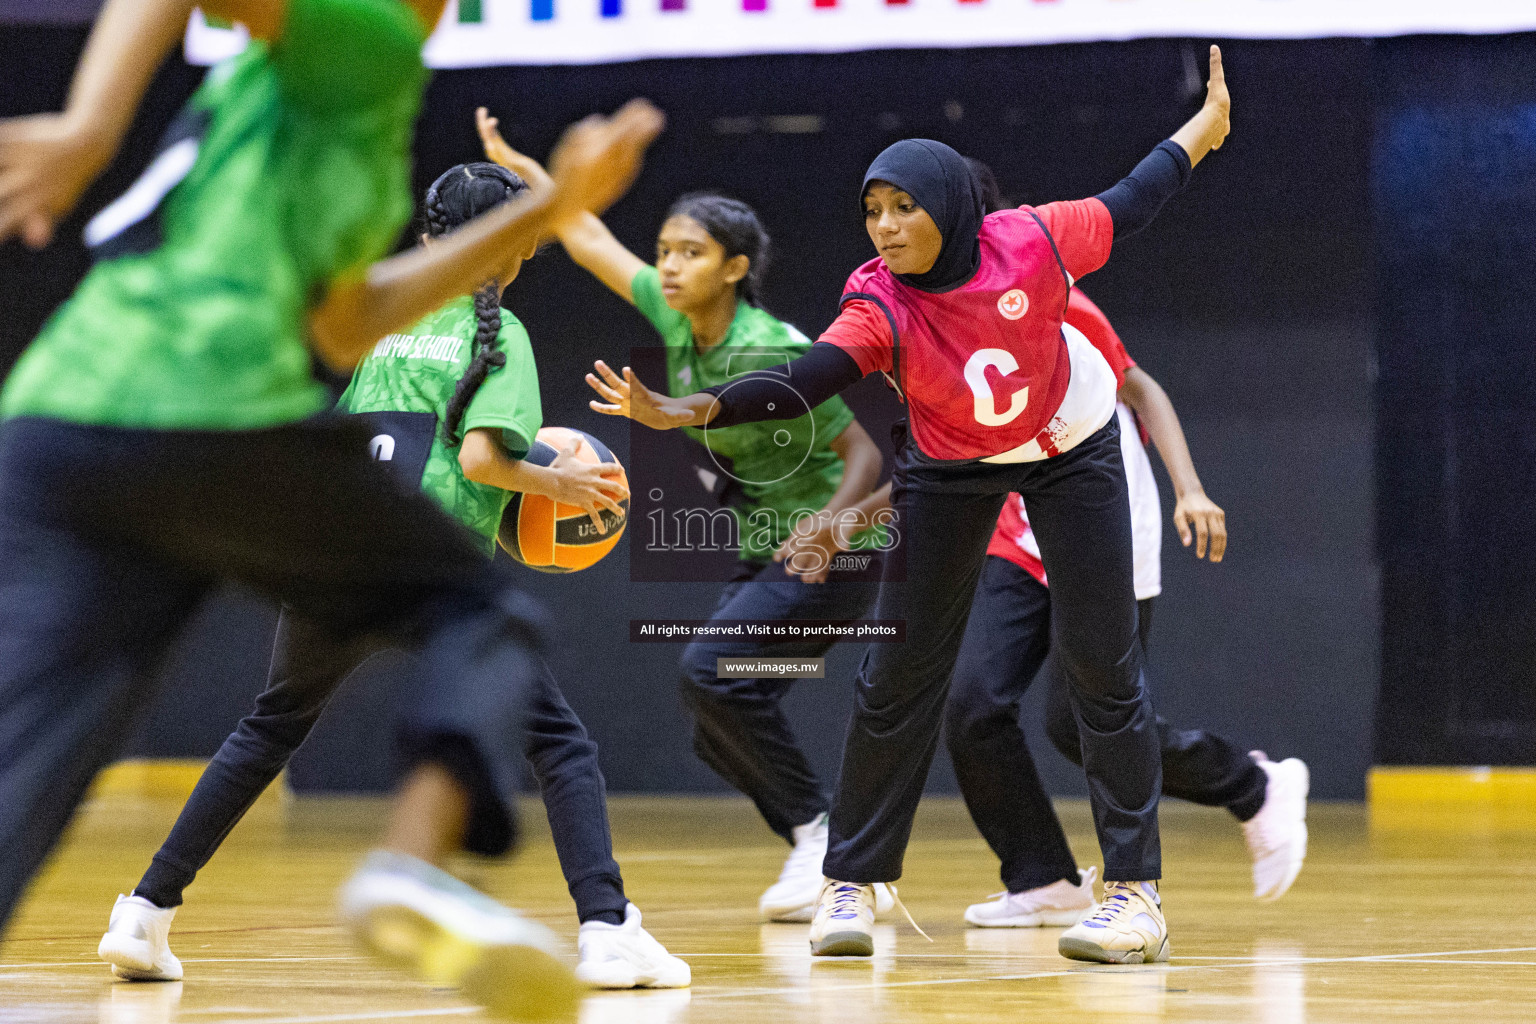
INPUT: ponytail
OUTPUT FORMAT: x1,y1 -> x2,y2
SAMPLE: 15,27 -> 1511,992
443,279 -> 507,446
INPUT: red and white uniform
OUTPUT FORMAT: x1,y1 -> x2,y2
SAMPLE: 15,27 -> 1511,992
821,201 -> 1118,463
988,291 -> 1163,599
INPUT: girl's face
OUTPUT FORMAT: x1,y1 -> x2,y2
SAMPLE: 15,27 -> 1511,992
655,215 -> 748,312
863,182 -> 943,276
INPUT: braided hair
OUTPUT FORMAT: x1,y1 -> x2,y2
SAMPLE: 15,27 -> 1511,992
664,193 -> 772,308
422,161 -> 529,446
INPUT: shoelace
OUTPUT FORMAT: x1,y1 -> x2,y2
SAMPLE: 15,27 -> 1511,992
826,883 -> 866,921
1081,884 -> 1139,927
885,885 -> 932,943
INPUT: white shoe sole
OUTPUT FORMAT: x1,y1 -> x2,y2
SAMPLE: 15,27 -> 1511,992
351,902 -> 582,1021
965,905 -> 1093,928
810,930 -> 874,957
98,933 -> 182,981
1058,933 -> 1171,964
576,959 -> 691,989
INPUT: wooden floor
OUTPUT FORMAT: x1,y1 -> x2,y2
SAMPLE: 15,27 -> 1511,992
4,793 -> 1533,1023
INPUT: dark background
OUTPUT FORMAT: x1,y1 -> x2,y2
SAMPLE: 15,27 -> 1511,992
3,22 -> 1532,804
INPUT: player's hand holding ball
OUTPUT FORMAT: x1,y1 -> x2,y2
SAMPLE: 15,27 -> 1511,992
547,436 -> 629,535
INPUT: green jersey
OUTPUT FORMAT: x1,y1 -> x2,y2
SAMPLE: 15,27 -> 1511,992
631,266 -> 879,563
341,296 -> 543,558
1,0 -> 427,429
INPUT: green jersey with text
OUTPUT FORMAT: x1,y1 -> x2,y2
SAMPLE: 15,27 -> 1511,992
631,266 -> 880,562
341,296 -> 543,557
1,0 -> 427,429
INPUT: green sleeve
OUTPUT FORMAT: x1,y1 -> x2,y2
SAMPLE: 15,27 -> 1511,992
629,266 -> 690,341
459,318 -> 543,459
271,0 -> 427,114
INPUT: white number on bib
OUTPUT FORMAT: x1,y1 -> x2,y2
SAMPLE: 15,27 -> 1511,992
964,349 -> 1029,427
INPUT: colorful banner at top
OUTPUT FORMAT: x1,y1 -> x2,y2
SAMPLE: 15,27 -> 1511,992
187,1 -> 1536,68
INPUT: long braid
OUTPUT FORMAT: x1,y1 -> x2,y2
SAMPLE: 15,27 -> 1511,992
420,161 -> 528,447
443,279 -> 506,446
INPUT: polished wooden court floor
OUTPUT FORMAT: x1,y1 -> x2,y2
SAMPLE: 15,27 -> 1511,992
4,792 -> 1533,1023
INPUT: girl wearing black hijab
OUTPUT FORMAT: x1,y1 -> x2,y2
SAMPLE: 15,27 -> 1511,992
589,46 -> 1233,966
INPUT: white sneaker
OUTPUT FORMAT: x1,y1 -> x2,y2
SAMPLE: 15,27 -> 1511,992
759,816 -> 897,922
576,904 -> 691,989
1058,880 -> 1169,964
808,879 -> 876,957
964,867 -> 1098,928
1244,755 -> 1309,901
339,850 -> 581,1021
99,894 -> 183,981
759,815 -> 828,922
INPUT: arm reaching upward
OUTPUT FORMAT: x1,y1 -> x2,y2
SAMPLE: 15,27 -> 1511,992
477,108 -> 647,302
1169,45 -> 1232,168
309,100 -> 665,370
1080,45 -> 1232,243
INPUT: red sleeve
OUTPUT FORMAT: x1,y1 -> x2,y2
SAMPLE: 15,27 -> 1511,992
1031,197 -> 1114,283
1065,289 -> 1133,386
817,299 -> 892,377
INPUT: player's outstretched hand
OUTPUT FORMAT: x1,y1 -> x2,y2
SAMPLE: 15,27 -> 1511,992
0,113 -> 109,248
547,99 -> 665,221
1173,490 -> 1227,562
476,107 -> 555,190
587,359 -> 699,431
548,437 -> 630,534
1203,45 -> 1231,152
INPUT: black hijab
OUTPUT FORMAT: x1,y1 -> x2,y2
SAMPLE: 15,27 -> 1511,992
862,139 -> 986,293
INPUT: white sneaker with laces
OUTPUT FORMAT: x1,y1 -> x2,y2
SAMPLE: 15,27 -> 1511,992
808,879 -> 876,956
759,814 -> 828,921
1057,880 -> 1169,964
339,850 -> 581,1021
759,816 -> 898,922
98,894 -> 183,981
576,904 -> 691,989
964,867 -> 1098,928
1243,755 -> 1310,901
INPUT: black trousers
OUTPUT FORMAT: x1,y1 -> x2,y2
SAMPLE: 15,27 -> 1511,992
678,559 -> 880,842
823,417 -> 1162,884
0,416 -> 545,932
134,609 -> 627,923
945,557 -> 1268,893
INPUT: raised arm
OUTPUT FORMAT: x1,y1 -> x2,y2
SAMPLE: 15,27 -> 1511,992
309,100 -> 664,370
476,108 -> 646,302
1088,45 -> 1231,242
1117,364 -> 1227,562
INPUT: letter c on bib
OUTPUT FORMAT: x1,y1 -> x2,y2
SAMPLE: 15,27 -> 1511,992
370,434 -> 396,461
964,349 -> 1029,427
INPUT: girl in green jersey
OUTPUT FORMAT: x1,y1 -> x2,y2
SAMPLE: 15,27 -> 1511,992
479,112 -> 894,924
101,162 -> 686,991
0,0 -> 661,1014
